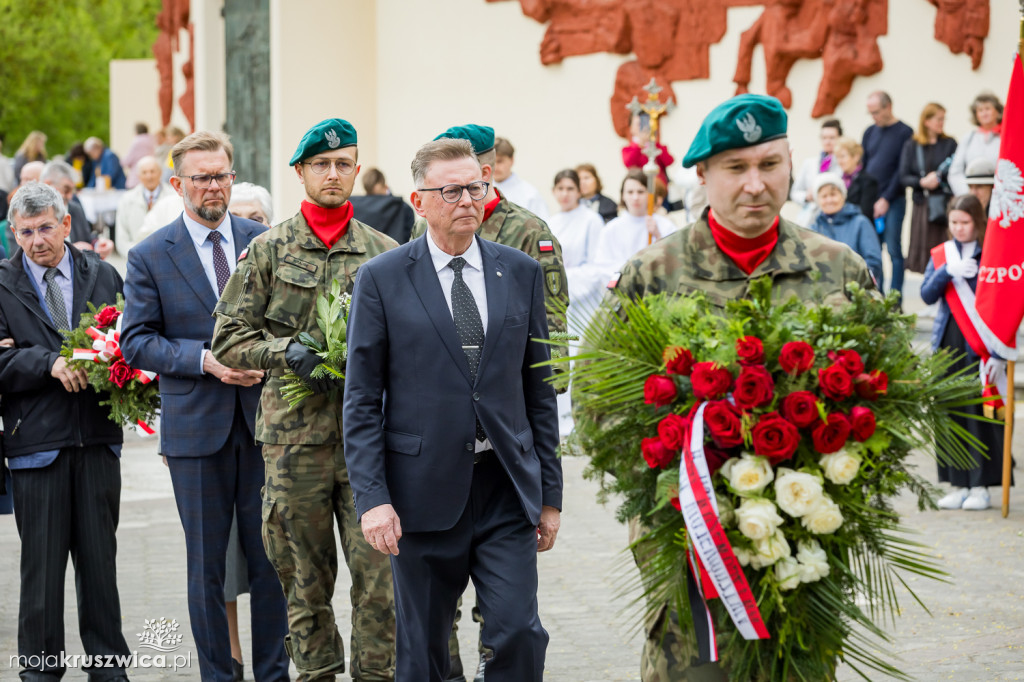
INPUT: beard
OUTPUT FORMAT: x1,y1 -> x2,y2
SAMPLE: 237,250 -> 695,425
185,190 -> 228,223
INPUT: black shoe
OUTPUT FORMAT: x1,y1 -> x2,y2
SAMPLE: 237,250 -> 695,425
474,653 -> 489,682
231,658 -> 244,681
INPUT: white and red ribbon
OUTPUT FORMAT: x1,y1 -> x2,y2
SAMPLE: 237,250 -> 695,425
677,401 -> 770,661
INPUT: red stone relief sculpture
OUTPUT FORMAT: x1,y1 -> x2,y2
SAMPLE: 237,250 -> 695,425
490,0 -> 990,125
153,0 -> 192,128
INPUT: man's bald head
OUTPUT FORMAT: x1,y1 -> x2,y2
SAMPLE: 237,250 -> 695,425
20,161 -> 45,184
136,156 -> 163,191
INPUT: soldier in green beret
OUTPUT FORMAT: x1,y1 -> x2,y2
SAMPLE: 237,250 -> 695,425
211,118 -> 398,682
594,94 -> 876,681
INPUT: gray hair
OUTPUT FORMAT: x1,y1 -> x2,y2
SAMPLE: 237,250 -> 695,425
229,182 -> 274,223
8,182 -> 67,227
411,138 -> 479,187
84,136 -> 104,152
41,159 -> 76,184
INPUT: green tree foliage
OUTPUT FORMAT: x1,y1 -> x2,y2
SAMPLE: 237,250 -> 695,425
0,0 -> 161,156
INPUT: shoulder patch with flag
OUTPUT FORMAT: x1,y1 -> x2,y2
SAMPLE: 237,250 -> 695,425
538,239 -> 554,253
237,247 -> 249,262
607,272 -> 621,289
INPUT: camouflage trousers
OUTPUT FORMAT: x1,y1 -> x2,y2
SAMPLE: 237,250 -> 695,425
629,517 -> 727,682
447,598 -> 488,674
262,443 -> 396,681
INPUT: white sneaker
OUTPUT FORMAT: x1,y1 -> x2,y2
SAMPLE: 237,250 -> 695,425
962,487 -> 991,511
937,487 -> 968,509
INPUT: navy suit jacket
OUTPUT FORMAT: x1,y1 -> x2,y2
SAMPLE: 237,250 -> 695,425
343,234 -> 562,533
121,214 -> 266,457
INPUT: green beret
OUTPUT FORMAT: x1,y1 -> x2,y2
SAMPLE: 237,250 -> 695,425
289,118 -> 357,166
433,124 -> 495,154
682,94 -> 788,168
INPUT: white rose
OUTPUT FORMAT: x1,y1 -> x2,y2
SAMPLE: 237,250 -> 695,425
735,498 -> 784,541
773,468 -> 824,518
734,544 -> 754,567
774,557 -> 802,591
716,493 -> 736,527
751,529 -> 791,569
796,539 -> 830,583
801,495 -> 844,534
819,448 -> 862,485
720,452 -> 774,496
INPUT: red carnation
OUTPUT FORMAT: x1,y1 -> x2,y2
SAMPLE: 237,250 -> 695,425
751,411 -> 801,465
778,341 -> 816,375
691,362 -> 733,400
828,349 -> 865,375
108,359 -> 134,389
854,370 -> 889,401
732,365 -> 774,410
735,336 -> 765,365
818,364 -> 854,401
849,406 -> 877,442
703,400 -> 744,448
657,413 -> 691,450
781,391 -> 822,428
642,436 -> 676,469
663,346 -> 695,376
644,375 -> 677,408
812,412 -> 852,454
94,305 -> 120,328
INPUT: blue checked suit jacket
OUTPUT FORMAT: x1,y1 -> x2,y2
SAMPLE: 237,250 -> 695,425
121,214 -> 266,457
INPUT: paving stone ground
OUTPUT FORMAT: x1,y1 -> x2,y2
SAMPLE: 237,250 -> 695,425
1,273 -> 1022,680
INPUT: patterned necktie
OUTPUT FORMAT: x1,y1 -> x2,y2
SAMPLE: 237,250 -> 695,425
43,268 -> 70,331
449,257 -> 487,442
207,230 -> 231,296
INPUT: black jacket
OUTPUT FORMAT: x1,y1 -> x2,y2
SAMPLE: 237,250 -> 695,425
0,243 -> 124,458
846,171 -> 879,222
899,136 -> 958,205
350,194 -> 416,244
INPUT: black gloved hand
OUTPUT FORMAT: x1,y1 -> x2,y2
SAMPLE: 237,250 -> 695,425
285,342 -> 333,394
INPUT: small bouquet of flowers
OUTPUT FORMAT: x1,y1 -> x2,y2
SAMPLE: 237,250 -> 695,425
279,279 -> 350,409
61,296 -> 160,432
560,278 -> 985,681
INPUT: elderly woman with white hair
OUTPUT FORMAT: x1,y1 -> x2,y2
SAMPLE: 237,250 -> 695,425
809,173 -> 884,287
228,182 -> 273,226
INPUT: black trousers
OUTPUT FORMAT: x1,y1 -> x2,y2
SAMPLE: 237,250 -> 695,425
12,444 -> 130,681
390,453 -> 548,682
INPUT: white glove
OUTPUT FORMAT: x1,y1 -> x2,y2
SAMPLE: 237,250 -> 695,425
960,258 -> 979,279
945,259 -> 965,278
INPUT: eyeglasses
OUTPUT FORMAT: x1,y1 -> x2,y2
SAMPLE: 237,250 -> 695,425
14,225 -> 58,240
303,158 -> 357,175
182,172 -> 237,189
417,182 -> 490,203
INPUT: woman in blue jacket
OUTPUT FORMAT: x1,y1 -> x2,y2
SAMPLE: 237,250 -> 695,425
809,173 -> 884,288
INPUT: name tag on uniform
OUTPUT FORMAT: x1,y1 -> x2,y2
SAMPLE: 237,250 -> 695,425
282,254 -> 318,274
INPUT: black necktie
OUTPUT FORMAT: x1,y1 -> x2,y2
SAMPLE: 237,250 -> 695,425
43,268 -> 70,331
207,231 -> 231,296
449,257 -> 487,442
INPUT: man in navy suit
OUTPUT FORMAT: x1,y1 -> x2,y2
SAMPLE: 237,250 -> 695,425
343,138 -> 563,682
120,131 -> 289,682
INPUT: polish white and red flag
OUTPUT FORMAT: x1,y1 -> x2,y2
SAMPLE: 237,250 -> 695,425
976,53 -> 1024,362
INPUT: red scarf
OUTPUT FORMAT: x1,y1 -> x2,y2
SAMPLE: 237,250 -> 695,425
708,211 -> 779,275
301,200 -> 353,247
484,190 -> 502,223
979,122 -> 1003,137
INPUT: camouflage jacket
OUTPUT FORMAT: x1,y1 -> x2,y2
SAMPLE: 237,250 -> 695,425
411,192 -> 569,334
212,211 -> 398,445
610,212 -> 877,309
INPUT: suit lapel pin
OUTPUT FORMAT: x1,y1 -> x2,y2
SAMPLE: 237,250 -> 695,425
496,271 -> 503,278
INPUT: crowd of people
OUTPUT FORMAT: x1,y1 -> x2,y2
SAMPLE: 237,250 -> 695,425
0,85 -> 1010,682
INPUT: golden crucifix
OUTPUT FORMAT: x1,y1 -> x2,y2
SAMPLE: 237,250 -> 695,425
627,78 -> 675,244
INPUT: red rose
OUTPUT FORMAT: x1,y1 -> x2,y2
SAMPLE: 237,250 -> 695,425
691,362 -> 733,400
811,413 -> 852,453
642,436 -> 676,469
751,411 -> 801,465
781,391 -> 822,428
94,305 -> 120,328
670,496 -> 682,511
818,364 -> 854,401
644,375 -> 677,408
778,341 -> 816,375
849,406 -> 877,442
703,444 -> 735,476
735,336 -> 765,365
854,370 -> 889,401
108,359 -> 133,389
732,365 -> 774,410
657,413 -> 691,450
663,346 -> 695,376
703,400 -> 744,448
829,349 -> 865,375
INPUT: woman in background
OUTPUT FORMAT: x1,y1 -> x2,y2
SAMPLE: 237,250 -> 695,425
948,92 -> 1003,196
594,169 -> 678,278
13,130 -> 47,181
901,102 -> 957,273
790,118 -> 842,226
834,137 -> 878,222
576,163 -> 618,223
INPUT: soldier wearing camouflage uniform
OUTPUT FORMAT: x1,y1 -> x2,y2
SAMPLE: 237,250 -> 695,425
410,125 -> 568,682
600,95 -> 876,681
211,119 -> 398,682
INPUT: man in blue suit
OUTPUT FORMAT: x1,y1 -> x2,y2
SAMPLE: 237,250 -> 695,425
343,138 -> 563,682
120,131 -> 289,682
